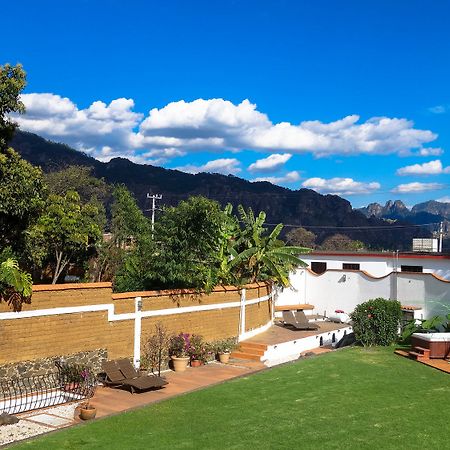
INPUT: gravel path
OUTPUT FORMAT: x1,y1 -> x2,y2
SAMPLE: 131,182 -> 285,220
0,402 -> 80,446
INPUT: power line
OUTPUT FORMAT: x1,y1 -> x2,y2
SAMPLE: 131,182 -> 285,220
260,222 -> 441,230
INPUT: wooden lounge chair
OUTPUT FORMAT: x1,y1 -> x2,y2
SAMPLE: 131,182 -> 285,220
101,359 -> 168,394
282,310 -> 320,331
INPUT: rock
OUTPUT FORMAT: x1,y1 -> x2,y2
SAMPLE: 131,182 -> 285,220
0,413 -> 19,425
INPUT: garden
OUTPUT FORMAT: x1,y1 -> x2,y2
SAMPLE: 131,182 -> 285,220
13,346 -> 450,450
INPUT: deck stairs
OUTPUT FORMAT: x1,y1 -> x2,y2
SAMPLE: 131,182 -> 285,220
230,341 -> 268,362
408,346 -> 431,361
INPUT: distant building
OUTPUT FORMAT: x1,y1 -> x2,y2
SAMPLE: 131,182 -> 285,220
276,251 -> 450,320
299,251 -> 450,279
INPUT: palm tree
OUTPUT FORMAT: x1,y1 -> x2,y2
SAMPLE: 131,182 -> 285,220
228,207 -> 311,287
0,258 -> 32,311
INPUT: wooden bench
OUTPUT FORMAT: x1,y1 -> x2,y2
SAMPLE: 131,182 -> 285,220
275,304 -> 314,312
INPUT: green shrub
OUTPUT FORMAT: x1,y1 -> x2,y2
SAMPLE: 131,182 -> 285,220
350,298 -> 401,346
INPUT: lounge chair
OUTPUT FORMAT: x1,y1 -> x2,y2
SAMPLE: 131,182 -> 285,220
282,310 -> 320,330
101,359 -> 168,394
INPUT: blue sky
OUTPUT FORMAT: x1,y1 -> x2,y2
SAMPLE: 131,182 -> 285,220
2,0 -> 450,207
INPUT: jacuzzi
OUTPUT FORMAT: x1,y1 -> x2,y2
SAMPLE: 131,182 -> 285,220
411,333 -> 450,358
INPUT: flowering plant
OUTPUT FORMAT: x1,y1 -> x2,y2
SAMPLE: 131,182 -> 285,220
169,333 -> 191,358
215,337 -> 237,354
188,334 -> 212,363
57,361 -> 93,384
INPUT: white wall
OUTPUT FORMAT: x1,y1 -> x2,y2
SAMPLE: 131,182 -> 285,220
299,254 -> 450,280
277,268 -> 450,319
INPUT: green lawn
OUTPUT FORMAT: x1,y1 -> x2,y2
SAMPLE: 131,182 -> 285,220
16,348 -> 450,449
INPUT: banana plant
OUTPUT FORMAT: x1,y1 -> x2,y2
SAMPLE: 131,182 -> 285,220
228,206 -> 311,287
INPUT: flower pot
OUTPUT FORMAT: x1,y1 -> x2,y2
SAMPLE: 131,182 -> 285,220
171,356 -> 190,372
79,404 -> 97,420
63,382 -> 80,392
191,359 -> 202,367
219,352 -> 231,364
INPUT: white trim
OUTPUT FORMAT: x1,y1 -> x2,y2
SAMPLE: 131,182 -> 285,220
238,319 -> 273,342
0,304 -> 113,320
0,295 -> 271,322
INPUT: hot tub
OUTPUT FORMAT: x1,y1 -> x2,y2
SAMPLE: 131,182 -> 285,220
411,333 -> 450,358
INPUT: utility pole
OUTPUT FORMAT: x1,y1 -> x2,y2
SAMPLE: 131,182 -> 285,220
146,193 -> 162,238
438,221 -> 444,253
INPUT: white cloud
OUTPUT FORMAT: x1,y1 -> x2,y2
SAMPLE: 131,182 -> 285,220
140,101 -> 436,156
173,158 -> 241,175
417,147 -> 444,157
302,177 -> 381,195
437,196 -> 450,203
15,93 -> 439,164
251,171 -> 300,185
248,153 -> 292,172
17,93 -> 143,161
392,182 -> 444,193
429,105 -> 448,114
397,159 -> 450,176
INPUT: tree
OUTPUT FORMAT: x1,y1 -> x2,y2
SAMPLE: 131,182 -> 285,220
320,234 -> 365,251
45,166 -> 111,205
0,148 -> 46,251
89,186 -> 150,283
115,196 -> 226,292
110,185 -> 150,247
227,206 -> 310,286
0,63 -> 26,153
0,63 -> 46,251
0,258 -> 32,311
28,191 -> 102,283
286,227 -> 317,248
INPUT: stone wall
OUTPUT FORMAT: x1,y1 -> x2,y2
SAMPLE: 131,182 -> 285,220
0,349 -> 107,381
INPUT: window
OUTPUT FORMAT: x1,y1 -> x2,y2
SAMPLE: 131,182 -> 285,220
342,263 -> 360,271
311,262 -> 327,274
401,265 -> 423,273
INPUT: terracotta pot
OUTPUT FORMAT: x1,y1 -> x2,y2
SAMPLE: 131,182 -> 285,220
191,359 -> 202,367
171,356 -> 190,372
64,382 -> 80,392
79,405 -> 97,420
219,352 -> 231,364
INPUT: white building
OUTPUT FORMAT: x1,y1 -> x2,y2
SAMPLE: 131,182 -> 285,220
277,251 -> 450,320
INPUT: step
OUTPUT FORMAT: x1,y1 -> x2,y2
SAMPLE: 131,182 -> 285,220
414,346 -> 431,355
236,346 -> 266,357
238,341 -> 268,351
230,351 -> 262,361
409,351 -> 427,360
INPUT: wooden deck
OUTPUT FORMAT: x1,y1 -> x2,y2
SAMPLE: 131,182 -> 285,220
87,360 -> 265,419
395,349 -> 450,374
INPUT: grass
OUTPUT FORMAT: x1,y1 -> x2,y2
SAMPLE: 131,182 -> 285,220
15,347 -> 450,450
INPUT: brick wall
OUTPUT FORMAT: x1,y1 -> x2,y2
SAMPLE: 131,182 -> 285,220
0,282 -> 272,367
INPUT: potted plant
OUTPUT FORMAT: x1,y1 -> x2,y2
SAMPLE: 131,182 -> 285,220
169,333 -> 191,372
56,361 -> 87,393
78,369 -> 97,420
215,338 -> 237,364
188,334 -> 210,367
144,322 -> 171,376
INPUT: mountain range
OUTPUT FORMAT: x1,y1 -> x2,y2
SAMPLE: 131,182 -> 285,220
10,130 -> 436,250
357,200 -> 450,224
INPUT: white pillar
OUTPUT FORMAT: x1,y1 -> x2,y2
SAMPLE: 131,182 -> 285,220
134,296 -> 143,369
239,288 -> 246,342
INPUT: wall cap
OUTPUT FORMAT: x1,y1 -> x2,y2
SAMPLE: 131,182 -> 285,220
33,282 -> 112,292
112,282 -> 270,300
